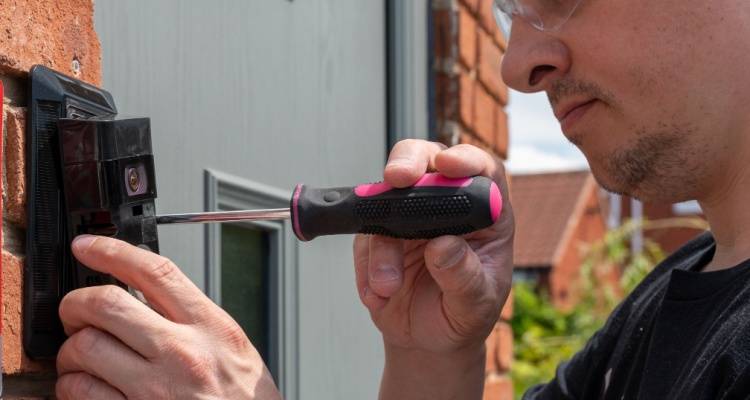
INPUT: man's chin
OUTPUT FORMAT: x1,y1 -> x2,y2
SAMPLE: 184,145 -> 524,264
590,169 -> 686,204
589,164 -> 642,199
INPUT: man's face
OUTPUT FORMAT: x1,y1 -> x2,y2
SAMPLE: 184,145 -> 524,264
501,0 -> 750,202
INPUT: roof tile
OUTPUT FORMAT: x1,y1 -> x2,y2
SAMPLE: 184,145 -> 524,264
511,170 -> 591,268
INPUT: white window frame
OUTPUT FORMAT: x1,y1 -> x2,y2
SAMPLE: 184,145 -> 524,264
204,169 -> 298,400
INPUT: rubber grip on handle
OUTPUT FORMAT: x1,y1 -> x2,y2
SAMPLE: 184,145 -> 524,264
290,173 -> 502,241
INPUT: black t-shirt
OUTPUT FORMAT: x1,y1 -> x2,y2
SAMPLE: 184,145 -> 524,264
523,232 -> 750,400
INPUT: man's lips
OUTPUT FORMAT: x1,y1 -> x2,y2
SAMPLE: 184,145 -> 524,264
555,99 -> 597,131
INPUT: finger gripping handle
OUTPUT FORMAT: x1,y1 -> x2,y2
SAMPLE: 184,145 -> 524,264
291,173 -> 502,241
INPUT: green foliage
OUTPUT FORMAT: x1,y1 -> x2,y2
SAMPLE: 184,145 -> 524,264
511,282 -> 594,396
510,218 -> 707,398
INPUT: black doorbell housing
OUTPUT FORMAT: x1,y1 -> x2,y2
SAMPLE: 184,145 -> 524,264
25,65 -> 159,358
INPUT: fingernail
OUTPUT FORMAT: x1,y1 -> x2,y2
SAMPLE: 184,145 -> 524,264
434,237 -> 466,269
72,235 -> 97,252
371,265 -> 400,282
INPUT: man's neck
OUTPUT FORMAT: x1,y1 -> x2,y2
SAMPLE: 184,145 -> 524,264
699,165 -> 750,272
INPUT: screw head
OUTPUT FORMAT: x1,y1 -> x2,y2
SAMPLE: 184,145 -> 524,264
71,59 -> 81,75
127,168 -> 140,192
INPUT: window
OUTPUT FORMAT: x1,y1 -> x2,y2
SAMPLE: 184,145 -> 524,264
205,169 -> 298,399
220,224 -> 271,361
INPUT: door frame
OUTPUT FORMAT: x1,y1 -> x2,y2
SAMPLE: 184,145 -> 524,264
386,0 -> 433,148
204,169 -> 299,399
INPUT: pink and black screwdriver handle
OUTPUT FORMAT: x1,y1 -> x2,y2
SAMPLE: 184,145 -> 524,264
290,173 -> 503,241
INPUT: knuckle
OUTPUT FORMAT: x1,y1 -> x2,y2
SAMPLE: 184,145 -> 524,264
87,285 -> 129,315
221,320 -> 252,350
55,378 -> 70,400
70,374 -> 95,399
173,346 -> 216,386
129,379 -> 170,400
143,256 -> 182,287
57,373 -> 92,399
72,327 -> 106,355
151,329 -> 179,357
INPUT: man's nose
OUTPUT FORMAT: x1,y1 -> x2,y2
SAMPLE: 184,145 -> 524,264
500,20 -> 571,93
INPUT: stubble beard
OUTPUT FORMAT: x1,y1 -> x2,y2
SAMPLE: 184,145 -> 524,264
587,125 -> 701,203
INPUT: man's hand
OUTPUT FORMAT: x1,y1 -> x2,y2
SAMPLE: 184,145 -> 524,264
353,140 -> 514,400
55,236 -> 281,400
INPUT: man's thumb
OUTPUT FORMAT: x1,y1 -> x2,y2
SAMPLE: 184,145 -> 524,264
424,236 -> 494,318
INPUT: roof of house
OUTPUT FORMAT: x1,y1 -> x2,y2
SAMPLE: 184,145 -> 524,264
511,170 -> 594,268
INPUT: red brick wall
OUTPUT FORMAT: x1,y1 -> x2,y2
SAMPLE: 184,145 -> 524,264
1,0 -> 101,397
432,1 -> 513,398
434,0 -> 509,159
548,179 -> 611,310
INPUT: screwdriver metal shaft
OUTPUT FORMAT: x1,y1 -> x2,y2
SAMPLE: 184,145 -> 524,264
156,208 -> 291,225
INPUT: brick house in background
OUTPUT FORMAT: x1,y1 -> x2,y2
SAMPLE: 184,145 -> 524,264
511,171 -> 610,309
512,170 -> 708,311
1,0 -> 514,399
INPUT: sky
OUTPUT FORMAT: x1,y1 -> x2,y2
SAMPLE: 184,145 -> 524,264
505,89 -> 589,174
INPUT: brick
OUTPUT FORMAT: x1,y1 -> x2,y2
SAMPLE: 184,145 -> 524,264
458,6 -> 477,70
0,0 -> 101,85
501,288 -> 513,320
497,321 -> 513,372
478,29 -> 509,105
483,374 -> 513,400
484,325 -> 499,374
458,73 -> 475,130
437,120 -> 462,147
2,250 -> 51,374
460,131 -> 482,147
495,108 -> 509,159
474,85 -> 497,146
477,0 -> 507,49
433,10 -> 453,62
436,72 -> 461,129
4,105 -> 26,227
478,0 -> 499,37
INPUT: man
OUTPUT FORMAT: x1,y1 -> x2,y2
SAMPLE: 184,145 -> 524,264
54,0 -> 750,398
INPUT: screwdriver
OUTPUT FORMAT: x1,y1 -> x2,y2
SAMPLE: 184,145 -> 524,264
155,173 -> 503,241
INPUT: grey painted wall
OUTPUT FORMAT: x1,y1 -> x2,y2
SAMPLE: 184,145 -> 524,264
94,1 -> 387,398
